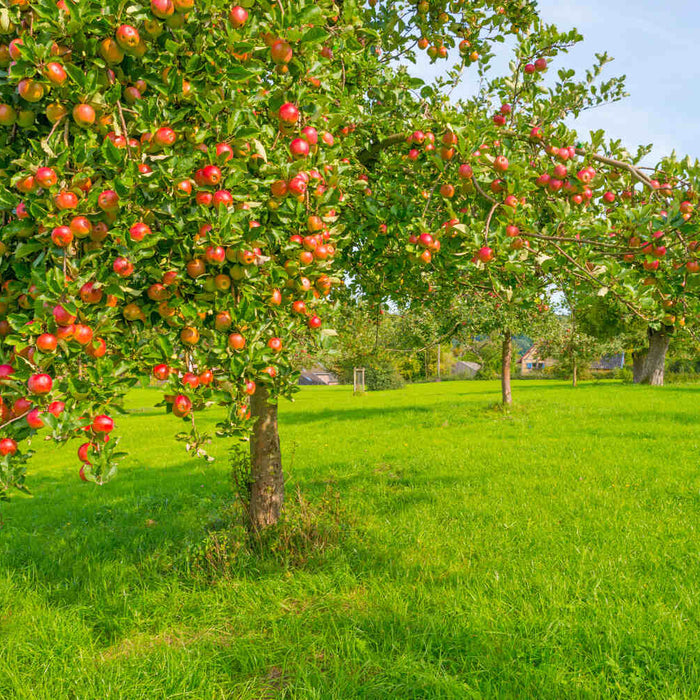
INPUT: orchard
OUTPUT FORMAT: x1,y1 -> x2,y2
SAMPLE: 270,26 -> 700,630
1,0 -> 699,532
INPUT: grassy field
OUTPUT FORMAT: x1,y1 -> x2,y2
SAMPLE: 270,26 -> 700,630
1,379 -> 700,698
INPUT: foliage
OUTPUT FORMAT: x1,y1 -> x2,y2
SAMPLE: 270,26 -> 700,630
0,0 -> 546,495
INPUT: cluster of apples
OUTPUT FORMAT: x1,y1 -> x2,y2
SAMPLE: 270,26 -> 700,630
402,0 -> 529,65
0,0 -> 358,486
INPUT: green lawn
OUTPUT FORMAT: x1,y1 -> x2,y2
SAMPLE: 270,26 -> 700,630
1,380 -> 700,698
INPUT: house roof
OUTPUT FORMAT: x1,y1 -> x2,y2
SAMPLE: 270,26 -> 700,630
590,353 -> 625,370
452,361 -> 481,373
520,346 -> 540,362
299,366 -> 339,385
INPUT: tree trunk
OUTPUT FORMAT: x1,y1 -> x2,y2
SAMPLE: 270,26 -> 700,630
639,326 -> 671,386
248,385 -> 284,531
632,351 -> 646,383
633,326 -> 671,386
437,343 -> 441,381
572,360 -> 577,388
501,330 -> 512,406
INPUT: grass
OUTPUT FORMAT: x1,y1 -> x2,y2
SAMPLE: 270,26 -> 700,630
1,379 -> 700,698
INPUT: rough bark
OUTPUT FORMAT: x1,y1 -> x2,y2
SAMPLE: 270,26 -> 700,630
633,326 -> 671,386
501,330 -> 512,406
632,351 -> 646,383
248,385 -> 284,531
641,327 -> 671,386
572,361 -> 577,388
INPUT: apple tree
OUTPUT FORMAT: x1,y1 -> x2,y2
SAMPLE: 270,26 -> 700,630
0,0 -> 544,529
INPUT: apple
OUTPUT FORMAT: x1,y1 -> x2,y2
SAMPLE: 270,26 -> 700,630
270,40 -> 293,64
290,138 -> 310,159
86,338 -> 107,358
55,190 -> 78,210
26,408 -> 45,429
205,246 -> 226,264
288,177 -> 307,196
477,246 -> 494,263
216,142 -> 234,161
175,180 -> 192,197
8,38 -> 23,61
151,0 -> 174,17
28,373 -> 53,395
186,259 -> 206,278
36,333 -> 58,352
172,394 -> 192,417
524,63 -> 536,74
199,369 -> 214,386
147,283 -> 170,301
53,304 -> 77,326
213,190 -> 233,208
214,274 -> 231,292
36,167 -> 58,189
116,24 -> 140,51
494,155 -> 509,172
268,337 -> 283,352
602,191 -> 615,203
0,438 -> 18,456
113,257 -> 134,277
244,380 -> 256,395
214,312 -> 232,331
202,165 -> 222,186
129,222 -> 151,241
278,102 -> 299,125
0,104 -> 17,126
98,189 -> 119,212
72,103 -> 96,127
308,315 -> 322,329
18,79 -> 44,103
0,365 -> 14,381
196,191 -> 212,207
73,324 -> 93,345
534,58 -> 547,71
92,415 -> 114,433
46,401 -> 64,417
153,126 -> 176,147
80,282 -> 102,304
180,326 -> 200,345
51,226 -> 73,248
12,398 -> 32,417
228,333 -> 246,350
458,163 -> 474,180
181,372 -> 199,389
153,364 -> 170,381
229,5 -> 248,27
100,37 -> 125,64
686,260 -> 700,273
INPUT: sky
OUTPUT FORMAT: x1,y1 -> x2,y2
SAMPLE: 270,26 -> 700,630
410,0 -> 700,164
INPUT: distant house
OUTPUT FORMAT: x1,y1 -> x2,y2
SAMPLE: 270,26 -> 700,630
299,366 -> 339,386
590,353 -> 625,371
520,346 -> 556,375
451,360 -> 481,377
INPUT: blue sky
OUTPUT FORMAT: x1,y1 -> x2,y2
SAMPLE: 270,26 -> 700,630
410,0 -> 700,164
